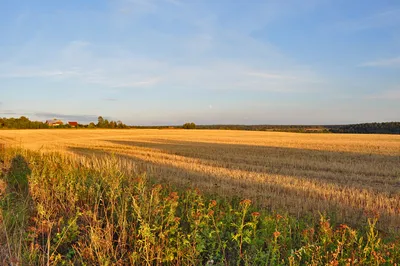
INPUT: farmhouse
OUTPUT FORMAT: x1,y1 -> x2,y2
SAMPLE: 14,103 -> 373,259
68,121 -> 78,127
46,119 -> 63,126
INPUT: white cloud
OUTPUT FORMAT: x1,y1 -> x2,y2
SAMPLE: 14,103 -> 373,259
0,37 -> 323,93
359,57 -> 400,67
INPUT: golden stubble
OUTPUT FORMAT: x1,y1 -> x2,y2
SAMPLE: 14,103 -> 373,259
1,129 -> 399,230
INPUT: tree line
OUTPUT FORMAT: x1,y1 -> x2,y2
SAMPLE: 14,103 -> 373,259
0,116 -> 127,129
195,124 -> 329,133
1,116 -> 399,134
90,116 -> 128,129
196,123 -> 400,134
327,122 -> 400,134
0,116 -> 50,129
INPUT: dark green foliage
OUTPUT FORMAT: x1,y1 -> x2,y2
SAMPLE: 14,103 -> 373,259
176,122 -> 400,134
195,124 -> 329,132
96,116 -> 127,129
97,116 -> 105,127
328,122 -> 400,134
183,122 -> 196,129
0,116 -> 49,129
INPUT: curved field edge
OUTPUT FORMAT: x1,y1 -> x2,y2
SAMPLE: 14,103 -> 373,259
0,148 -> 399,265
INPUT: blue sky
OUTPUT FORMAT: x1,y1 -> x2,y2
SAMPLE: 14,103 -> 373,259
1,0 -> 399,125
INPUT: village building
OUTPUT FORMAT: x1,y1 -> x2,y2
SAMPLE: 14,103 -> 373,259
68,121 -> 78,127
45,119 -> 63,126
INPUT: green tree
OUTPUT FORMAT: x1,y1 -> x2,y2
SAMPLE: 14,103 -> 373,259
97,116 -> 104,128
104,119 -> 110,128
109,121 -> 117,128
183,122 -> 196,129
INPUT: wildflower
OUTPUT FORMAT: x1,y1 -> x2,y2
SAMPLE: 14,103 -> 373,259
273,231 -> 281,239
251,212 -> 260,217
338,224 -> 349,230
240,199 -> 252,206
168,192 -> 179,201
329,259 -> 339,266
276,214 -> 283,220
192,210 -> 202,219
320,220 -> 330,230
153,184 -> 162,190
210,200 -> 217,207
208,210 -> 214,216
174,217 -> 181,223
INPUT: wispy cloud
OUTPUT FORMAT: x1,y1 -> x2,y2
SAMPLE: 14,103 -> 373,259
112,77 -> 161,88
246,69 -> 323,85
0,110 -> 19,115
0,37 -> 323,93
34,112 -> 99,122
0,69 -> 80,79
247,72 -> 297,80
338,8 -> 400,31
359,56 -> 400,67
366,89 -> 400,100
103,98 -> 119,102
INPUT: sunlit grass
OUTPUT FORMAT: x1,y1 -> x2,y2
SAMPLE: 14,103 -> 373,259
1,148 -> 399,265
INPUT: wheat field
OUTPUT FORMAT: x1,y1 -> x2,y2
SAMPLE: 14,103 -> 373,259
1,129 -> 399,231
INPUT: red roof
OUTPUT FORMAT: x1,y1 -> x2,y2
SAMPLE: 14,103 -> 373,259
68,122 -> 78,126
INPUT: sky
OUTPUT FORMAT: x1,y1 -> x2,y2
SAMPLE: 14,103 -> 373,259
0,0 -> 399,125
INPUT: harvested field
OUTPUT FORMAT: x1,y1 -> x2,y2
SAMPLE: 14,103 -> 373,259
1,129 -> 399,230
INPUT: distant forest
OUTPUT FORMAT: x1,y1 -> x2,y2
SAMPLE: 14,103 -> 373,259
327,122 -> 400,134
0,116 -> 399,134
195,123 -> 400,134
